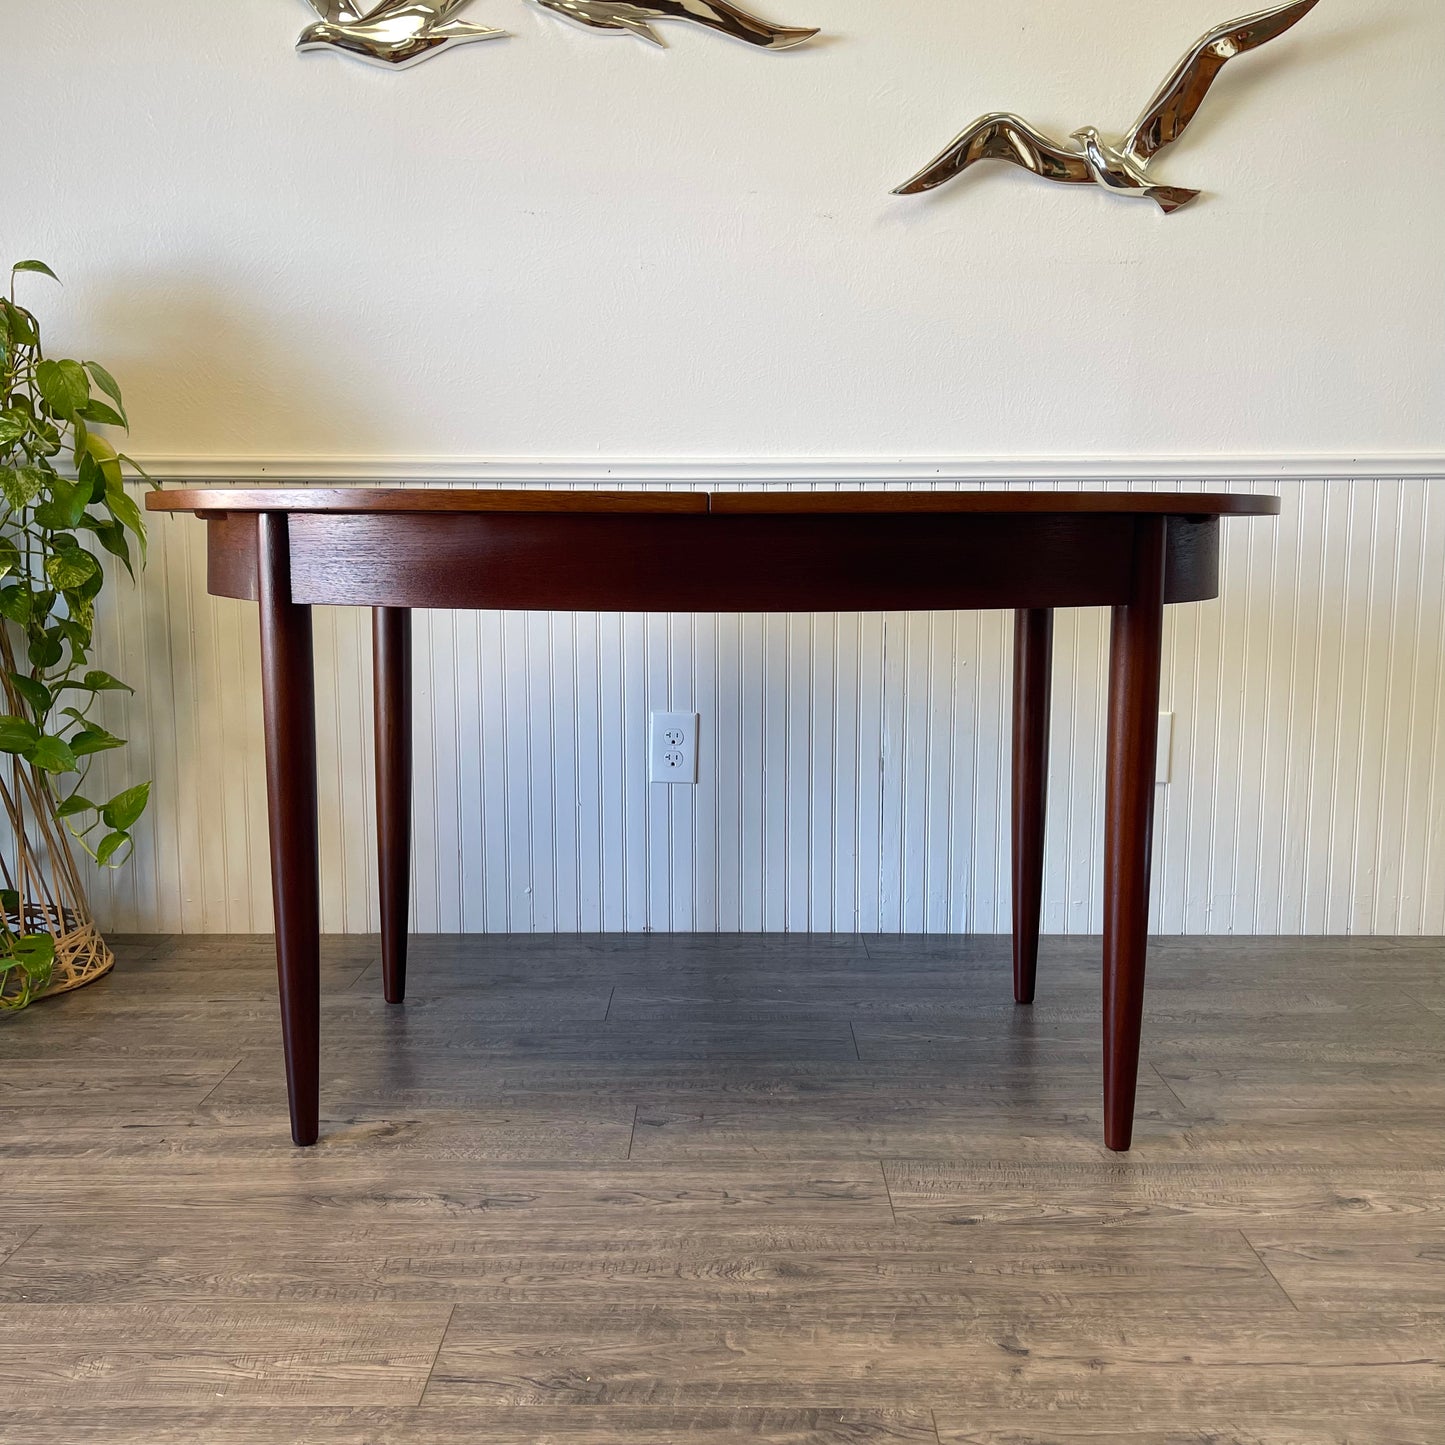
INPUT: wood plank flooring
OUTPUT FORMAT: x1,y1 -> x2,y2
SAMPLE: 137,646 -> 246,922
1,932 -> 1442,1444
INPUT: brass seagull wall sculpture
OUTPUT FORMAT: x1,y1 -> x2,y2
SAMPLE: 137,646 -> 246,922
530,0 -> 818,49
893,0 -> 1321,214
297,0 -> 507,69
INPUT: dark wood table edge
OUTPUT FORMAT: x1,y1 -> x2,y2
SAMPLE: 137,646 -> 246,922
145,487 -> 1281,517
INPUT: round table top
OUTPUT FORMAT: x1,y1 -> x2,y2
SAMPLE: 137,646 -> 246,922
146,488 -> 1281,517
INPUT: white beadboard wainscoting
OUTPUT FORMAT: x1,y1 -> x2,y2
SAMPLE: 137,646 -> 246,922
81,475 -> 1444,938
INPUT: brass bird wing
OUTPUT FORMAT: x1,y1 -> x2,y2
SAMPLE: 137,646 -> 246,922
893,114 -> 1093,195
1124,0 -> 1320,163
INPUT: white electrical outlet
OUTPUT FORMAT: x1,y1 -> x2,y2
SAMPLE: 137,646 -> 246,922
649,711 -> 699,784
1156,712 -> 1174,784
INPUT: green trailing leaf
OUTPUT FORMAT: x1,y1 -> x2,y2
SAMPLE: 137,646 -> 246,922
14,933 -> 55,970
104,478 -> 147,561
84,362 -> 127,422
1,299 -> 37,347
56,794 -> 97,819
12,260 -> 60,282
1,465 -> 46,509
83,430 -> 117,462
78,400 -> 126,429
0,537 -> 20,582
61,669 -> 133,694
69,726 -> 126,757
24,734 -> 77,774
117,452 -> 158,489
44,547 -> 99,591
0,585 -> 32,625
34,477 -> 91,529
0,414 -> 27,449
77,451 -> 104,504
0,716 -> 40,753
34,358 -> 90,418
50,475 -> 91,530
90,520 -> 133,577
31,500 -> 69,530
102,781 -> 150,832
0,936 -> 56,997
74,565 -> 105,605
8,673 -> 51,716
0,888 -> 19,916
95,831 -> 131,867
0,933 -> 57,1008
56,616 -> 92,655
27,631 -> 63,669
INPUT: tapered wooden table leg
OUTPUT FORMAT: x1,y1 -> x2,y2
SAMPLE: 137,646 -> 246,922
374,606 -> 413,1005
1102,517 -> 1168,1152
1011,608 -> 1053,1005
257,513 -> 321,1148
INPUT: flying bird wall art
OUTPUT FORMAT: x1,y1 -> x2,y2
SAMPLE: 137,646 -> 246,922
296,0 -> 508,69
292,0 -> 814,64
893,0 -> 1322,214
529,0 -> 818,50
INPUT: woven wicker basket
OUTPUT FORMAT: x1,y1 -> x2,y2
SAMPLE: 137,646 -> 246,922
0,631 -> 116,1008
0,902 -> 114,1004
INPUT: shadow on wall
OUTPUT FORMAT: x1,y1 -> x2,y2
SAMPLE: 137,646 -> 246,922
86,273 -> 394,459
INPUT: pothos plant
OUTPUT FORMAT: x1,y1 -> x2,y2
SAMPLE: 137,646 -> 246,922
0,260 -> 153,1008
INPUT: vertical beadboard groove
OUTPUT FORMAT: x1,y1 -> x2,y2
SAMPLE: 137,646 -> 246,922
81,478 -> 1445,937
1416,483 -> 1445,934
1397,480 -> 1429,931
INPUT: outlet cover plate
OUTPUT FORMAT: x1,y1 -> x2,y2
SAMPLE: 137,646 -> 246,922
650,711 -> 699,784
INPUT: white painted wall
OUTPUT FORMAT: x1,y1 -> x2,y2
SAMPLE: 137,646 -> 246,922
7,3 -> 1444,935
9,0 -> 1444,465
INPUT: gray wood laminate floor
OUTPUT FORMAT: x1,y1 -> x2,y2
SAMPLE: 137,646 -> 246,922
2,933 -> 1443,1445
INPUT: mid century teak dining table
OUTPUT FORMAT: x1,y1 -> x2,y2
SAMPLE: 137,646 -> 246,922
147,486 -> 1280,1151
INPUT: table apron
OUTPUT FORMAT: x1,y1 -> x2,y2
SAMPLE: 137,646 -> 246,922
205,510 -> 1221,611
